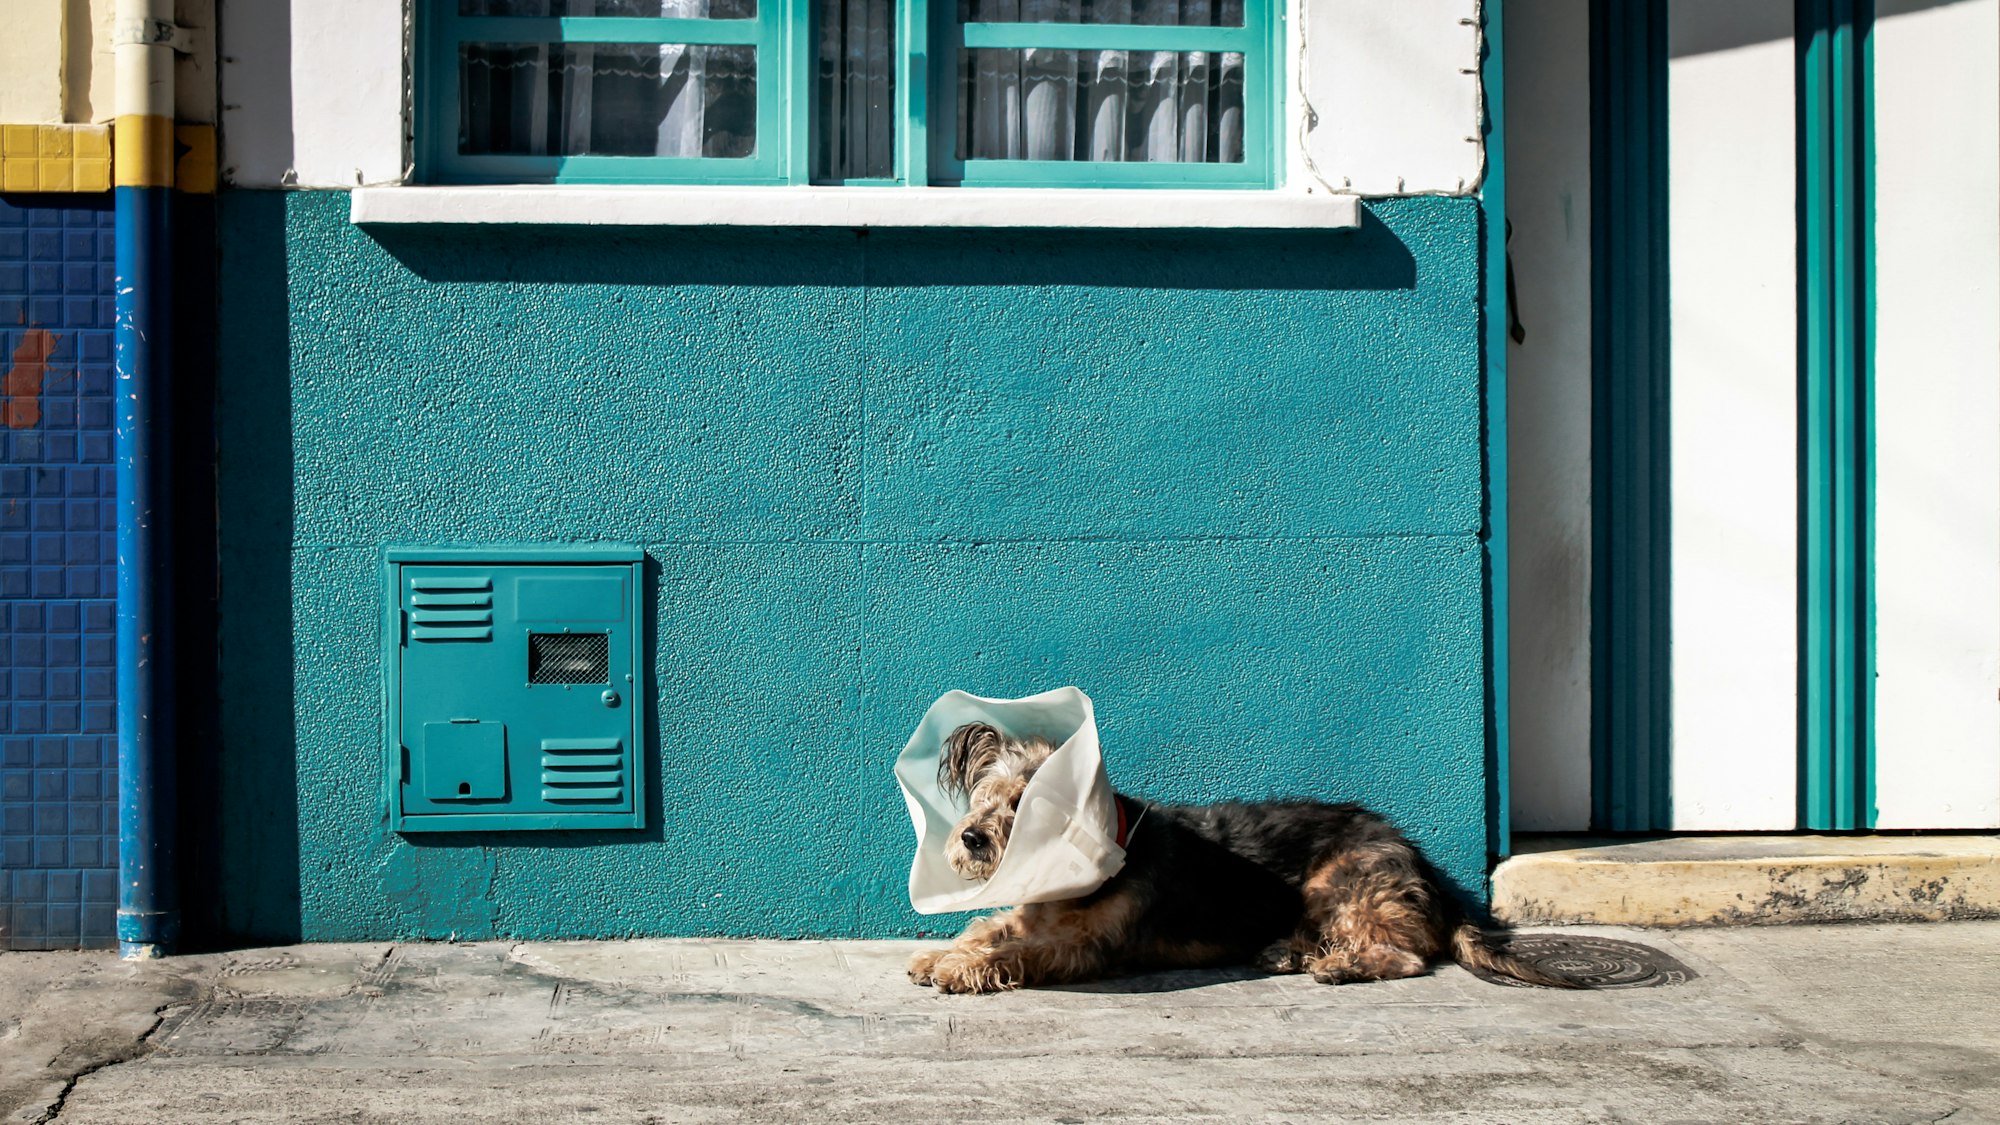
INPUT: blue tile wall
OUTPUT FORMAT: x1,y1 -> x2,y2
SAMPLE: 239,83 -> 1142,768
0,195 -> 118,950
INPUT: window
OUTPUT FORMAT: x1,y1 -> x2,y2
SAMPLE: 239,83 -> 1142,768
436,0 -> 784,184
421,0 -> 1281,188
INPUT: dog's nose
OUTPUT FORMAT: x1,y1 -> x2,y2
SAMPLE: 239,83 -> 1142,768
960,828 -> 988,851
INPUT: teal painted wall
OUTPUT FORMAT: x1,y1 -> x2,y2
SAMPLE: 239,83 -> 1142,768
207,188 -> 1490,942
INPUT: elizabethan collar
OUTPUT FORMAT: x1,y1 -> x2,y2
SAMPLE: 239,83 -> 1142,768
896,687 -> 1127,915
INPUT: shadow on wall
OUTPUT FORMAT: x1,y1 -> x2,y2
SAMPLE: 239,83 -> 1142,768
203,190 -> 303,947
364,212 -> 1418,294
172,192 -> 228,949
1669,0 -> 1975,57
216,0 -> 295,188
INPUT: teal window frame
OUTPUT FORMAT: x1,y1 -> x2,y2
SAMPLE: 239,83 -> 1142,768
421,4 -> 808,185
932,15 -> 1281,190
419,2 -> 1281,189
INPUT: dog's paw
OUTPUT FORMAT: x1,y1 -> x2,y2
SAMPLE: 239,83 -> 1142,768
908,948 -> 946,986
1254,941 -> 1305,974
1307,955 -> 1361,985
1307,946 -> 1425,985
927,950 -> 1024,995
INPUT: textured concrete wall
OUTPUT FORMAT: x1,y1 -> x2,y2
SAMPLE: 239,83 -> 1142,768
210,189 -> 1490,942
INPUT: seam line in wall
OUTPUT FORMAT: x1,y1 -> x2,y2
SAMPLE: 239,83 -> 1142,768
858,230 -> 873,790
282,532 -> 1485,550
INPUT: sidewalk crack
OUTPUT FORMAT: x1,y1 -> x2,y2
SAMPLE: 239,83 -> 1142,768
30,1003 -> 173,1125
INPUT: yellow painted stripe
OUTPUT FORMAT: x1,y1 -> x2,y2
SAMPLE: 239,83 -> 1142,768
114,114 -> 174,188
174,124 -> 217,194
0,124 -> 113,193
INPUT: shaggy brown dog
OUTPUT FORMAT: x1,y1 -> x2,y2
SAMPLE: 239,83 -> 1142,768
909,722 -> 1575,994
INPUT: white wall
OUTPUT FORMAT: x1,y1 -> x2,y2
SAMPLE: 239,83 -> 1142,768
1504,0 -> 1594,833
1665,1 -> 1799,830
1299,0 -> 1486,195
1507,1 -> 1803,832
1872,0 -> 2000,829
0,0 -> 195,125
1,0 -> 66,122
220,0 -> 405,186
176,0 -> 219,126
1508,0 -> 2000,833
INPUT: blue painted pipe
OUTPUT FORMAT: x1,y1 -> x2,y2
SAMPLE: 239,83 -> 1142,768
115,182 -> 179,957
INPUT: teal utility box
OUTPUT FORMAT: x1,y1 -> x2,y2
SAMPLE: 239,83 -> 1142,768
385,546 -> 647,832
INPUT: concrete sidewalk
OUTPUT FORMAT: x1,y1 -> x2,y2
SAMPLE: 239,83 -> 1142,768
2,923 -> 1996,1124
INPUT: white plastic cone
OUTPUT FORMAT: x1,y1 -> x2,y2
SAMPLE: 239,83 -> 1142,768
896,687 -> 1127,915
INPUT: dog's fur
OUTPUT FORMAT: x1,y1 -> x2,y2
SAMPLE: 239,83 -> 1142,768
909,722 -> 1576,994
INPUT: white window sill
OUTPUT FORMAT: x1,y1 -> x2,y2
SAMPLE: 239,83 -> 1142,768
347,185 -> 1363,231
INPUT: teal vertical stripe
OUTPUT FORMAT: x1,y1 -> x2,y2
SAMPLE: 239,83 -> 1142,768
1589,0 -> 1672,832
901,0 -> 929,185
1483,0 -> 1510,861
788,0 -> 814,182
1797,0 -> 1876,831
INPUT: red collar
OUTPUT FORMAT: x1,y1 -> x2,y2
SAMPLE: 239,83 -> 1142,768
1114,794 -> 1146,849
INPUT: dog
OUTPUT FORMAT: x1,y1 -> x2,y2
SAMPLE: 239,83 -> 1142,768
908,722 -> 1576,994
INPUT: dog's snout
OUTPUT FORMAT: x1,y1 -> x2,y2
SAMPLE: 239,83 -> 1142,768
960,827 -> 988,851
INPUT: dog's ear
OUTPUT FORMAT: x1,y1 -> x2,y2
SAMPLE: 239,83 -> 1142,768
938,722 -> 1006,797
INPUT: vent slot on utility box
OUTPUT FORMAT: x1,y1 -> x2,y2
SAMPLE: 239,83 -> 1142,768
529,632 -> 609,684
542,738 -> 625,803
409,576 -> 495,642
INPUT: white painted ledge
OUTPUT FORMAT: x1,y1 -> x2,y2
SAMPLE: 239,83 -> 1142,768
348,185 -> 1363,231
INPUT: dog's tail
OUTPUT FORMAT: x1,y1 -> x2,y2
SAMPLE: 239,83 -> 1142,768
1450,923 -> 1584,989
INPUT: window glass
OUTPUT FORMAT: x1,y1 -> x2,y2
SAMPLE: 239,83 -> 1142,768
956,48 -> 1243,162
815,0 -> 897,180
958,0 -> 1243,29
459,42 -> 758,157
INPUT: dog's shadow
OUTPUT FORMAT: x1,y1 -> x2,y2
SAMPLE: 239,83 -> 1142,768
1041,966 -> 1273,994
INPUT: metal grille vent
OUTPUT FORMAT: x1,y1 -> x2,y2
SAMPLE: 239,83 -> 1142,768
409,576 -> 494,642
528,632 -> 609,684
541,738 -> 624,803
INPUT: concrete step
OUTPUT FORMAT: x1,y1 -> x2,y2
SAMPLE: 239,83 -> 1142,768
1491,834 -> 2000,926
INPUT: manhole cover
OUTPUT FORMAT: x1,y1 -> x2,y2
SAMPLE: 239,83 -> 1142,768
1467,935 -> 1696,989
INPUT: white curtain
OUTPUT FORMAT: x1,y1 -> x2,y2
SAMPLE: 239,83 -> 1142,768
460,0 -> 756,158
960,0 -> 1245,163
656,0 -> 710,157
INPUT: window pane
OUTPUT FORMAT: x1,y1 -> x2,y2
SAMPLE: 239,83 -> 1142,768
459,42 -> 757,158
958,0 -> 1243,28
459,0 -> 758,20
815,0 -> 896,180
957,48 -> 1242,162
